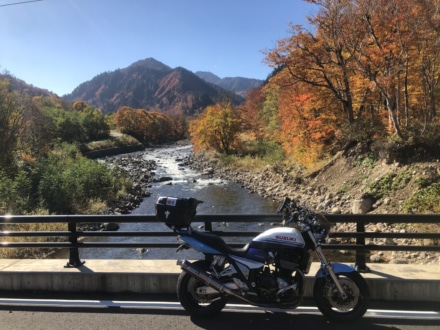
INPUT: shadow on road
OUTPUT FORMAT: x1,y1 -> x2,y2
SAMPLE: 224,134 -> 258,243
1,304 -> 439,329
189,310 -> 439,330
1,292 -> 439,329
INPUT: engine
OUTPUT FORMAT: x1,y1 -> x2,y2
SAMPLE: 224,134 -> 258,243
256,251 -> 306,303
243,227 -> 310,304
257,268 -> 280,299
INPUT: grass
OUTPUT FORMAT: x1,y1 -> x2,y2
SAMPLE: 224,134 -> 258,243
80,133 -> 141,153
402,183 -> 440,213
352,153 -> 377,169
368,170 -> 412,200
219,154 -> 274,171
0,222 -> 67,259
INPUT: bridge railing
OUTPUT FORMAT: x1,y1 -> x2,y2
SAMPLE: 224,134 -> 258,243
0,214 -> 439,272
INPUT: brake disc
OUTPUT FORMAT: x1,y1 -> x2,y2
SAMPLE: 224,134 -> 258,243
324,277 -> 360,311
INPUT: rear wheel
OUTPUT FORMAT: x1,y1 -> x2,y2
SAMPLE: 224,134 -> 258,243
313,271 -> 369,322
177,260 -> 228,316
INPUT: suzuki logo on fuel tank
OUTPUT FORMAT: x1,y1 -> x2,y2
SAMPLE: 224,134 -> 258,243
276,235 -> 297,242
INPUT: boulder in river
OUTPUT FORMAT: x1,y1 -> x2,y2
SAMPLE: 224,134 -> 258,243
101,223 -> 120,231
156,176 -> 173,182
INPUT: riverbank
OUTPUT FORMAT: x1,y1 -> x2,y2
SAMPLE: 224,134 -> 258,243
185,147 -> 440,266
104,153 -> 157,215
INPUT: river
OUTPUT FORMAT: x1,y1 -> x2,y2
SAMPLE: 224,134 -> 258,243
77,143 -> 279,260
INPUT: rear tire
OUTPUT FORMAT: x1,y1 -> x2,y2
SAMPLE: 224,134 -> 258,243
177,260 -> 228,316
313,271 -> 369,322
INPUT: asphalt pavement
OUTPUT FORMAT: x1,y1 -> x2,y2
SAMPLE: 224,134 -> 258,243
0,294 -> 439,330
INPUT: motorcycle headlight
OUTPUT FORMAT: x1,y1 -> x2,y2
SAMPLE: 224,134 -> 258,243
312,227 -> 328,242
311,213 -> 331,242
315,213 -> 332,233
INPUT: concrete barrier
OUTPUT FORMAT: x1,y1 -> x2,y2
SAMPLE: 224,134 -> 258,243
0,259 -> 439,303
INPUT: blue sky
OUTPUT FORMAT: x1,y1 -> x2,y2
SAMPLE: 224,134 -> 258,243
0,0 -> 316,96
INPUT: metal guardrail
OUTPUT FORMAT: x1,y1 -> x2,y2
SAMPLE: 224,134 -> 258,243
0,214 -> 439,272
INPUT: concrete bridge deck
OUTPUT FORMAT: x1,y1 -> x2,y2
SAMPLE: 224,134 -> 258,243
0,259 -> 439,303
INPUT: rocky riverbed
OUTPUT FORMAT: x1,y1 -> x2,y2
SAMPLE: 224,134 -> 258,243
100,142 -> 439,265
186,150 -> 440,266
104,154 -> 157,215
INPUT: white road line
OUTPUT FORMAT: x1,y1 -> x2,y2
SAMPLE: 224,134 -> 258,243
0,298 -> 439,320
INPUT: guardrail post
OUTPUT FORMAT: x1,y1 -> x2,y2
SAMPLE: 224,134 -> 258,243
65,222 -> 85,268
355,220 -> 370,272
204,220 -> 212,232
204,220 -> 213,262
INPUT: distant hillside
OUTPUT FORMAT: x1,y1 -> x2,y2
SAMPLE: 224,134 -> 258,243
195,71 -> 263,97
64,58 -> 244,115
0,73 -> 53,97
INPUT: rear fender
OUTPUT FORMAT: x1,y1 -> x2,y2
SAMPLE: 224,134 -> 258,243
315,263 -> 356,278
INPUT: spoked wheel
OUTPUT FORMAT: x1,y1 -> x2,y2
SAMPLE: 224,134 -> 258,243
177,260 -> 228,316
313,271 -> 370,322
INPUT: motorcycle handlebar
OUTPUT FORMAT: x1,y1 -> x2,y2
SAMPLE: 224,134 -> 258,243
276,197 -> 290,213
277,198 -> 328,236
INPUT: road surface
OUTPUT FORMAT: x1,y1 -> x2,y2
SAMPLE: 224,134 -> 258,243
0,293 -> 439,330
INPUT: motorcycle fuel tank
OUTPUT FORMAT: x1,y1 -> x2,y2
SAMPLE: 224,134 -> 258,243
250,227 -> 305,251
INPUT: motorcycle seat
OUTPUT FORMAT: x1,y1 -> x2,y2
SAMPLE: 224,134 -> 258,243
190,230 -> 250,257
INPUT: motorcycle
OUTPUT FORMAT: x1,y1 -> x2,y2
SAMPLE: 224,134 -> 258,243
156,196 -> 370,322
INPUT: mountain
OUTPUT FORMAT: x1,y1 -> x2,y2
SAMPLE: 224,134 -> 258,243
195,71 -> 223,85
64,58 -> 244,115
195,71 -> 263,97
0,73 -> 53,97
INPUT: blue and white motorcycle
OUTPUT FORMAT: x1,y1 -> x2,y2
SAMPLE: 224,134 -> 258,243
156,196 -> 369,322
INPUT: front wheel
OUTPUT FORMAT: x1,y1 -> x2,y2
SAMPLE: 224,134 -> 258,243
313,271 -> 369,322
177,260 -> 228,316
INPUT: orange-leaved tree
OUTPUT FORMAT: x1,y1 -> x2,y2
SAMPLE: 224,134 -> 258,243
189,103 -> 242,155
266,0 -> 440,142
114,106 -> 186,143
237,86 -> 266,139
276,78 -> 337,166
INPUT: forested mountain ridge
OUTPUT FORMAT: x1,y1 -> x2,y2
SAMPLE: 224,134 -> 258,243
195,71 -> 263,97
0,73 -> 54,98
64,58 -> 244,115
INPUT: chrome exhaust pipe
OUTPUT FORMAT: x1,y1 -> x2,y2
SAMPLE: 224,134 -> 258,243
180,260 -> 255,305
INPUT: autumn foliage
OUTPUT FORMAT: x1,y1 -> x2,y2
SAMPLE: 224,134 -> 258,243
114,106 -> 187,144
0,80 -> 128,215
189,103 -> 241,154
260,0 -> 440,165
190,0 -> 439,167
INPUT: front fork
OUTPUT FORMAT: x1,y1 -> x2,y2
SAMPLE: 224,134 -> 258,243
310,232 -> 348,299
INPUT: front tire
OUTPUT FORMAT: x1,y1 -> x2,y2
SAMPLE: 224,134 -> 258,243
313,271 -> 369,322
177,260 -> 228,316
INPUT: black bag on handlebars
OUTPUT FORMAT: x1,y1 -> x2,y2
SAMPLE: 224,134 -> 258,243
155,196 -> 198,227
